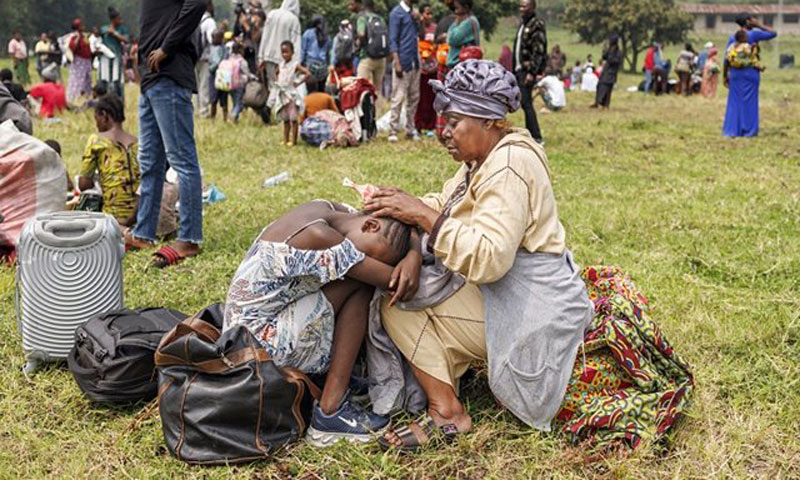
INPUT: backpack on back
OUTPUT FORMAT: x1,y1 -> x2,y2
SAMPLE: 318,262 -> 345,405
364,14 -> 390,59
334,31 -> 355,65
215,56 -> 243,92
68,307 -> 188,404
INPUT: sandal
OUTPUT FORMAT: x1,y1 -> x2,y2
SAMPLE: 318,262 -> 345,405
377,413 -> 460,453
151,245 -> 186,269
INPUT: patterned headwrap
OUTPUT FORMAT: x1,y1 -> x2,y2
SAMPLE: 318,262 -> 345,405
430,60 -> 521,120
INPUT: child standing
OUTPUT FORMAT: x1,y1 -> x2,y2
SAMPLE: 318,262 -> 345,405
228,41 -> 255,123
268,41 -> 310,146
209,30 -> 229,122
78,94 -> 139,227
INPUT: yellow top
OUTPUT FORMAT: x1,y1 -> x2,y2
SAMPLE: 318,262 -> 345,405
421,128 -> 566,285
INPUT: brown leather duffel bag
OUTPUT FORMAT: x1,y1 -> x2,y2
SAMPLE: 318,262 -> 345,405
155,305 -> 320,465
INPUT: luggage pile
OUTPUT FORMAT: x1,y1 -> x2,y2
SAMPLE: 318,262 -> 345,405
13,212 -> 321,465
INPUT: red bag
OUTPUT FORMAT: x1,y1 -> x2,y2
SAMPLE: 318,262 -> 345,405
459,46 -> 483,62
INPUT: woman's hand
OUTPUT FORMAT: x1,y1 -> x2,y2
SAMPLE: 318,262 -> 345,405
364,188 -> 439,231
388,249 -> 422,306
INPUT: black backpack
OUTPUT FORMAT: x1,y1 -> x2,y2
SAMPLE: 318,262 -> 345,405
68,307 -> 188,404
334,30 -> 355,65
364,13 -> 390,59
155,305 -> 321,464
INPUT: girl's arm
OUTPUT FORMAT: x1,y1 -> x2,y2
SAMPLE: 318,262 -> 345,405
285,223 -> 403,296
295,63 -> 311,86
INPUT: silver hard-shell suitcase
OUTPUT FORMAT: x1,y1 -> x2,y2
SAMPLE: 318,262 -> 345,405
15,212 -> 124,373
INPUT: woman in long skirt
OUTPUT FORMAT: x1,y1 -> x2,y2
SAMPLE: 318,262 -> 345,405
67,19 -> 93,103
722,17 -> 776,137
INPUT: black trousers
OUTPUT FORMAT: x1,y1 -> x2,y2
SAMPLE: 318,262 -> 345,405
518,74 -> 543,142
596,82 -> 614,107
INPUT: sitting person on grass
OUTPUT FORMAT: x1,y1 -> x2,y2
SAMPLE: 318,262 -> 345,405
223,199 -> 421,447
78,94 -> 139,228
28,65 -> 67,118
534,74 -> 566,113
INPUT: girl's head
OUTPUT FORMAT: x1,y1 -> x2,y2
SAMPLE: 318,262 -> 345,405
212,30 -> 224,46
735,30 -> 748,43
93,94 -> 125,132
280,41 -> 294,62
421,4 -> 433,23
453,0 -> 472,15
232,40 -> 244,55
349,214 -> 412,266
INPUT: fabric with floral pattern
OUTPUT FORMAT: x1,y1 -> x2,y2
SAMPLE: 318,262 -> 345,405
223,238 -> 366,374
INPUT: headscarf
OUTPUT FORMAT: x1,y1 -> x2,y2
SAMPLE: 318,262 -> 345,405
430,60 -> 520,120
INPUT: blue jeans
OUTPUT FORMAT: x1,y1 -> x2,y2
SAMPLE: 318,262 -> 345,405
644,70 -> 653,93
134,77 -> 203,244
231,88 -> 245,119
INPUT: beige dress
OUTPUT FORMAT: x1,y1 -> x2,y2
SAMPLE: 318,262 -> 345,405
381,128 -> 567,389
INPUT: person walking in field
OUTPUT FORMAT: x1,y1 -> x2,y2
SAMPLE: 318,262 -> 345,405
125,0 -> 207,268
591,34 -> 622,109
67,19 -> 93,102
8,32 -> 31,87
388,0 -> 422,143
513,0 -> 546,144
100,7 -> 132,100
350,0 -> 391,95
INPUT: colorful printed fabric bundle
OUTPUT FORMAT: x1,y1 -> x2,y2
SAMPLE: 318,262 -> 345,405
556,266 -> 694,449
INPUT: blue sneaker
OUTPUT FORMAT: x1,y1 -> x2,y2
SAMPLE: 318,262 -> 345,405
305,399 -> 389,448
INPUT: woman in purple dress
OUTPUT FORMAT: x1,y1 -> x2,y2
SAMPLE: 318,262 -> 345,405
722,14 -> 776,137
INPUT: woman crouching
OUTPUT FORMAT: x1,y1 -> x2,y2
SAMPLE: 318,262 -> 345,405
224,200 -> 420,447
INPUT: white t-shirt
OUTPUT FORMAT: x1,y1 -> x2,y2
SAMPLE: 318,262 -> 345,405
536,75 -> 566,108
581,68 -> 598,92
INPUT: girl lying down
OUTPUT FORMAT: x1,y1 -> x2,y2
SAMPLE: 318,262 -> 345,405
223,200 -> 421,447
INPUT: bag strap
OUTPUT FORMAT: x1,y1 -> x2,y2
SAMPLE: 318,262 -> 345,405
154,345 -> 271,373
282,366 -> 322,400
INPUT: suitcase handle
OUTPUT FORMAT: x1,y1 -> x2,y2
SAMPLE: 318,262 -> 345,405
34,219 -> 104,247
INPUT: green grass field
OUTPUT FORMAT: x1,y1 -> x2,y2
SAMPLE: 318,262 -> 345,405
1,27 -> 799,479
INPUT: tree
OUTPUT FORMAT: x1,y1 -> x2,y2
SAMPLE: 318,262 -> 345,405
563,0 -> 692,72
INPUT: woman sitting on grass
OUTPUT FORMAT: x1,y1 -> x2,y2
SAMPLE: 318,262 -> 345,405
224,200 -> 421,447
78,94 -> 139,228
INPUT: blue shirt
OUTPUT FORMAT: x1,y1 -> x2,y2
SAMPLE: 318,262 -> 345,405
301,29 -> 329,67
389,2 -> 419,71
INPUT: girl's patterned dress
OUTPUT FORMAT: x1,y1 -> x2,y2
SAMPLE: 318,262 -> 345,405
223,222 -> 365,375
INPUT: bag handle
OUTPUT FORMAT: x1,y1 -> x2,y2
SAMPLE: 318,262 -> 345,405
282,366 -> 322,401
155,314 -> 221,354
155,345 -> 272,372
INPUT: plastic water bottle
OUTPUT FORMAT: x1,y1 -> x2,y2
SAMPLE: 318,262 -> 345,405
262,171 -> 290,188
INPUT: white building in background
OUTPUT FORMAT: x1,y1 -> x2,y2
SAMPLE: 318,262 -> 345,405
680,4 -> 800,35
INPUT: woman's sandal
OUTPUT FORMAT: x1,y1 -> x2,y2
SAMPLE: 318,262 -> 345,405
151,245 -> 186,269
377,413 -> 460,453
